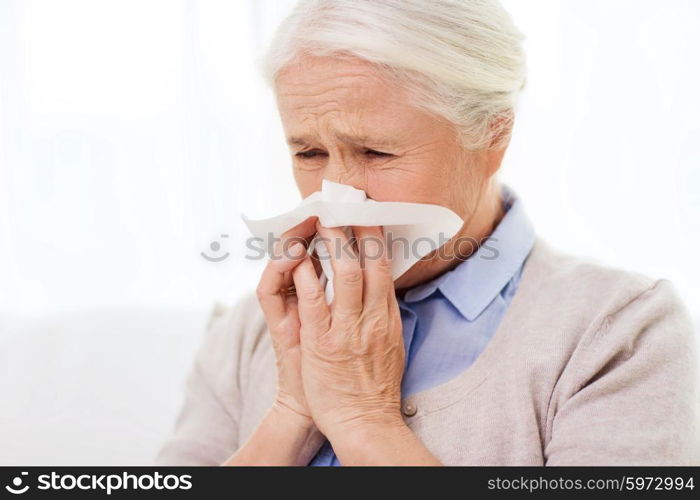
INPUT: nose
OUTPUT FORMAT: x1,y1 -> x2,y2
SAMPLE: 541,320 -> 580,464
323,153 -> 366,191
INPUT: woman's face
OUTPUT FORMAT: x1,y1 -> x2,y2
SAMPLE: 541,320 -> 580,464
275,54 -> 506,287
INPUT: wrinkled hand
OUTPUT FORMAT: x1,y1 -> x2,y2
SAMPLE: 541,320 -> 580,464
255,217 -> 318,424
292,222 -> 405,438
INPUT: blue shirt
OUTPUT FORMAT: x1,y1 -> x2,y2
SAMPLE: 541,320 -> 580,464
309,185 -> 535,466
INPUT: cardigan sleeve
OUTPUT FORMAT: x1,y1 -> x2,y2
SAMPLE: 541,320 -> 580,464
545,279 -> 699,465
152,294 -> 260,465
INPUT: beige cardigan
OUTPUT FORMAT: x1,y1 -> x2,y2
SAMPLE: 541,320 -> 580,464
154,238 -> 699,465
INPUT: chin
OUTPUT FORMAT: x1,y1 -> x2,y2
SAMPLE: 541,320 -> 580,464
393,260 -> 431,291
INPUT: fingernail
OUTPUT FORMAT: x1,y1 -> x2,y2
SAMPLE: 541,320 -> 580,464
288,242 -> 305,258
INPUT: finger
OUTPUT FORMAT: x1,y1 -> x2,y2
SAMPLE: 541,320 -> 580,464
353,225 -> 393,306
273,216 -> 319,258
309,245 -> 324,278
292,254 -> 331,332
316,222 -> 363,318
256,241 -> 307,328
259,214 -> 316,321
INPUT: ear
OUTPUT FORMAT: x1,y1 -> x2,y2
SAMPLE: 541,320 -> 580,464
489,110 -> 514,150
483,111 -> 514,177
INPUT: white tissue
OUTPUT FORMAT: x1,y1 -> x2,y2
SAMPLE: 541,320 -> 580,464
242,180 -> 464,303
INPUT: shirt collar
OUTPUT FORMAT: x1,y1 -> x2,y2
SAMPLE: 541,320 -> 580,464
401,184 -> 535,321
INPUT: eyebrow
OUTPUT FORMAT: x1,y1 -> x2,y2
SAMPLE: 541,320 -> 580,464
287,133 -> 399,149
287,136 -> 313,147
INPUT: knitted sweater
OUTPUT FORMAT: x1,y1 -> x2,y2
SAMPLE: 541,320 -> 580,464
154,238 -> 699,465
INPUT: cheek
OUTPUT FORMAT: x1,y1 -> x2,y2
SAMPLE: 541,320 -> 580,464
292,166 -> 324,198
365,161 -> 453,206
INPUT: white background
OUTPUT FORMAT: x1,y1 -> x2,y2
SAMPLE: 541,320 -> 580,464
0,0 -> 698,464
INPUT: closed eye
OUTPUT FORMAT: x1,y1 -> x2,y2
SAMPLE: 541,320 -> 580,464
295,149 -> 394,159
295,149 -> 327,159
364,149 -> 393,158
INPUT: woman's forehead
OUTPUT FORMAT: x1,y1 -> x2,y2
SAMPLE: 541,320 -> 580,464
275,54 -> 454,146
275,55 -> 402,105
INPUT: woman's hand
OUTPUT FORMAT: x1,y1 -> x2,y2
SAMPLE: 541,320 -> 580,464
292,223 -> 406,437
290,222 -> 441,465
225,216 -> 328,466
255,216 -> 318,425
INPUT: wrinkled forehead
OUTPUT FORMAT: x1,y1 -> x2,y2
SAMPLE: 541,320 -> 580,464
274,54 -> 447,146
275,54 -> 405,115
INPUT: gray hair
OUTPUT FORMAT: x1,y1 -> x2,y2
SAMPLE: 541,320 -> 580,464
262,0 -> 527,151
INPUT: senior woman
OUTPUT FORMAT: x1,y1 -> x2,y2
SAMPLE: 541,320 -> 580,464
155,0 -> 698,466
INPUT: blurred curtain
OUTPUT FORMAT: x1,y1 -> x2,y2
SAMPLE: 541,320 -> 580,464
0,0 -> 698,323
0,0 -> 298,315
